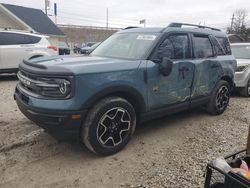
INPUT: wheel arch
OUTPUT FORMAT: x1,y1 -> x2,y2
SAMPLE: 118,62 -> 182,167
221,75 -> 234,90
82,85 -> 147,119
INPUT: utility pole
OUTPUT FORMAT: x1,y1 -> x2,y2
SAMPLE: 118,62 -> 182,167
54,3 -> 57,24
230,13 -> 235,32
45,0 -> 47,15
106,8 -> 109,29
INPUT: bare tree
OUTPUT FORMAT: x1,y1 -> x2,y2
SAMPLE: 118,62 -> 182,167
228,9 -> 249,40
233,9 -> 248,33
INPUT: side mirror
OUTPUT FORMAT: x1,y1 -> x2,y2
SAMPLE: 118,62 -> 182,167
159,57 -> 173,76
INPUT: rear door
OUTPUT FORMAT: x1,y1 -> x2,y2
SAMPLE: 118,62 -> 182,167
191,34 -> 223,99
0,32 -> 32,69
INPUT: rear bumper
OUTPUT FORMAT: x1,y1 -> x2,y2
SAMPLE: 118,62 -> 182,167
14,87 -> 87,133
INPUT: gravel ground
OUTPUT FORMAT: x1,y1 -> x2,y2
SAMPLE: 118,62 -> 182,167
0,74 -> 249,188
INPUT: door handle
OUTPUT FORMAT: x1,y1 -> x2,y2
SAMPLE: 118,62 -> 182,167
179,67 -> 189,79
211,64 -> 219,69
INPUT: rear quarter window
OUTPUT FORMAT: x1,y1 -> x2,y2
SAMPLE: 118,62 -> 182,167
211,37 -> 225,56
216,37 -> 232,55
28,35 -> 41,44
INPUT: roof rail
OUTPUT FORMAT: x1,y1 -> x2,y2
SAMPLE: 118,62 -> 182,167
0,27 -> 35,33
168,22 -> 221,31
123,26 -> 140,30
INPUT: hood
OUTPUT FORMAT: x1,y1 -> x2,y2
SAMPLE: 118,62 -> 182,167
236,58 -> 250,65
21,55 -> 141,75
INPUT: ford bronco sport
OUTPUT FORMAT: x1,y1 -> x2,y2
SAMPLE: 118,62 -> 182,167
14,23 -> 236,155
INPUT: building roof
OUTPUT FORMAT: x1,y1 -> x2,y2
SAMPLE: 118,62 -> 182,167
2,4 -> 64,36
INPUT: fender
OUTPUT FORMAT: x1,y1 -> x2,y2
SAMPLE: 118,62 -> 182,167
81,85 -> 147,114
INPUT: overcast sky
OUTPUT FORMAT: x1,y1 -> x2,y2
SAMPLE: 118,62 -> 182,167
1,0 -> 250,29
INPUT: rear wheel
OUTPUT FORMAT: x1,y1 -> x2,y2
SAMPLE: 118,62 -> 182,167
81,97 -> 136,156
206,80 -> 231,115
239,79 -> 250,97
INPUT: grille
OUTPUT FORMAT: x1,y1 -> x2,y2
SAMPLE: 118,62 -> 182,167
17,71 -> 40,95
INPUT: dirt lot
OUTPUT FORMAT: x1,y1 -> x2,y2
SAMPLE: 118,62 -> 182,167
0,75 -> 249,188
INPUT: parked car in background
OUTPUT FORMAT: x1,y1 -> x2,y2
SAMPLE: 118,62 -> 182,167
80,42 -> 101,54
58,41 -> 70,55
86,42 -> 96,47
73,43 -> 86,54
0,30 -> 57,73
73,43 -> 82,54
231,43 -> 250,97
15,23 -> 236,155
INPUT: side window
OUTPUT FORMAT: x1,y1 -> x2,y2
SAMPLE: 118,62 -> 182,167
193,35 -> 214,58
211,37 -> 225,56
0,32 -> 14,45
216,37 -> 232,55
156,34 -> 190,60
0,32 -> 38,45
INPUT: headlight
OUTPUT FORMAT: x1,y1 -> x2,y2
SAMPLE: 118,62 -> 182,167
236,64 -> 249,72
17,71 -> 73,99
37,78 -> 71,98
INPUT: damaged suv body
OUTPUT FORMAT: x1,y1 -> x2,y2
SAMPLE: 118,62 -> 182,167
15,23 -> 236,155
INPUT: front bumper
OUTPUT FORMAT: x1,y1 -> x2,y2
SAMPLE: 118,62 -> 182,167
234,70 -> 250,88
14,86 -> 87,133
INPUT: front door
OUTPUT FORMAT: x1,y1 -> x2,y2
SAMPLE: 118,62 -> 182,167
147,33 -> 195,110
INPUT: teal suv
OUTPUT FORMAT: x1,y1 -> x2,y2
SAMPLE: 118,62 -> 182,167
14,23 -> 236,155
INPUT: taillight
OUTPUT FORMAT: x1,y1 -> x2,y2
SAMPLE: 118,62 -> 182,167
48,45 -> 58,51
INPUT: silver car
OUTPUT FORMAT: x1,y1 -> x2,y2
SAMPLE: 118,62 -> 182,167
231,43 -> 250,97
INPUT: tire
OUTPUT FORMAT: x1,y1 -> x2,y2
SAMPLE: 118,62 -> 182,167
239,79 -> 250,97
81,96 -> 136,156
206,80 -> 231,115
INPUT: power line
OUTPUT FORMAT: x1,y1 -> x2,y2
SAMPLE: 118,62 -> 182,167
58,10 -> 139,25
57,15 -> 136,27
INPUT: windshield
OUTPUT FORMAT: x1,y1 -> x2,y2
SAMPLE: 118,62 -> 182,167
231,45 -> 250,59
92,33 -> 159,59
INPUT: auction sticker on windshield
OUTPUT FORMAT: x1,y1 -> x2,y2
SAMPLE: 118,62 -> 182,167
136,35 -> 157,40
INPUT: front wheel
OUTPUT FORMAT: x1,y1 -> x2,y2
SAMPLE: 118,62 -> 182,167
206,80 -> 231,115
81,97 -> 136,156
239,79 -> 250,97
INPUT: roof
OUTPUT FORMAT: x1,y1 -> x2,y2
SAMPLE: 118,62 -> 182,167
119,23 -> 226,37
1,4 -> 64,36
